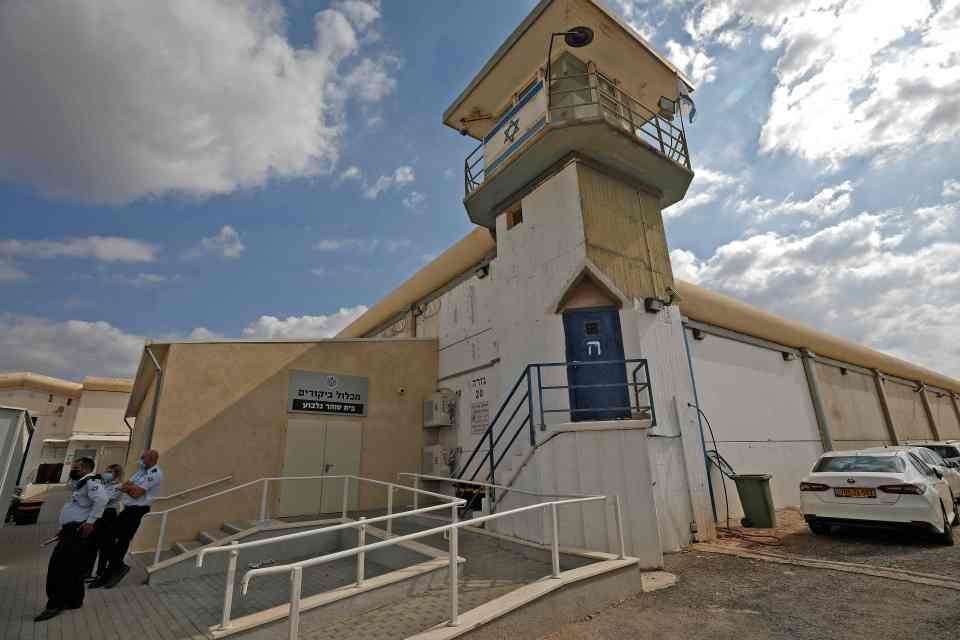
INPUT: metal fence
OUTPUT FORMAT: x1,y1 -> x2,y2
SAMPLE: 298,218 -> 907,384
464,67 -> 690,195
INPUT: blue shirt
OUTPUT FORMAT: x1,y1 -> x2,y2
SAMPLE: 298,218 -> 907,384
122,465 -> 164,507
59,473 -> 109,526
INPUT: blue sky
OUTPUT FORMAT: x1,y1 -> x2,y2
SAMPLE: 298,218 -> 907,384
1,0 -> 959,381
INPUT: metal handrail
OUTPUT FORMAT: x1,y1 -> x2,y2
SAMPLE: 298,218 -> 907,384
457,359 -> 656,494
236,494 -> 625,639
399,472 -> 596,500
464,66 -> 691,195
154,475 -> 233,501
146,474 -> 461,567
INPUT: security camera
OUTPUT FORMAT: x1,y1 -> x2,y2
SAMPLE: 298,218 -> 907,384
459,127 -> 469,136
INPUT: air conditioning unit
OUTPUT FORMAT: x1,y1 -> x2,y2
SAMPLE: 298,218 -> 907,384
423,391 -> 457,428
422,445 -> 450,476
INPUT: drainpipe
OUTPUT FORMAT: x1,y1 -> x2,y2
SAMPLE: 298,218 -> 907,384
799,349 -> 833,452
952,394 -> 960,433
144,346 -> 164,450
123,417 -> 135,465
872,370 -> 899,445
918,383 -> 941,441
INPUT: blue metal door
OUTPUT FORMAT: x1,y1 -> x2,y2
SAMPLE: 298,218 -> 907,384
562,308 -> 630,422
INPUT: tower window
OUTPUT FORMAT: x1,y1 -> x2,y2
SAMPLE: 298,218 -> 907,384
66,398 -> 72,406
506,206 -> 523,230
48,394 -> 53,403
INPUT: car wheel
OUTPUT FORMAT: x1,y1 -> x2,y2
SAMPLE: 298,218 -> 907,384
938,504 -> 955,546
808,520 -> 831,536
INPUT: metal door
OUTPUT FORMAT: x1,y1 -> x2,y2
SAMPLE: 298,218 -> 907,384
319,422 -> 362,514
563,307 -> 630,422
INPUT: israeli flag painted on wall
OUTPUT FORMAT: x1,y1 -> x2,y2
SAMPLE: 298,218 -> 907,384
482,80 -> 547,178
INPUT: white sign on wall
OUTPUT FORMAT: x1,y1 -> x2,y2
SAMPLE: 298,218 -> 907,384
288,370 -> 368,417
469,375 -> 489,434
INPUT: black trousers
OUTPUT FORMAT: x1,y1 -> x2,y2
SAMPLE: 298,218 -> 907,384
82,507 -> 117,578
103,505 -> 149,577
46,523 -> 95,610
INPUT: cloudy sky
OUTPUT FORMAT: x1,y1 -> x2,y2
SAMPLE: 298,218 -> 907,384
0,0 -> 958,381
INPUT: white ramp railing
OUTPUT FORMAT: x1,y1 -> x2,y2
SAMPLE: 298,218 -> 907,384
231,489 -> 625,639
145,474 -> 456,567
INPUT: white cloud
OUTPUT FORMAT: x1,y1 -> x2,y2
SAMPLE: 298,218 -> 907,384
362,165 -> 416,199
663,168 -> 738,218
402,191 -> 426,212
314,237 -> 411,253
673,206 -> 960,377
0,0 -> 393,204
0,236 -> 158,262
0,315 -> 144,379
340,166 -> 362,181
757,0 -> 960,168
108,273 -> 171,287
187,225 -> 246,259
943,179 -> 960,199
333,0 -> 381,30
736,181 -> 854,221
188,327 -> 223,340
665,40 -> 717,85
242,306 -> 369,339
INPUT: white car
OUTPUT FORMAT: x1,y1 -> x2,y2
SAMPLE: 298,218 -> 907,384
858,446 -> 960,505
906,441 -> 960,467
800,449 -> 958,544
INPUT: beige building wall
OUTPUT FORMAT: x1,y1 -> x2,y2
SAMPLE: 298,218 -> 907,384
886,382 -> 934,441
929,391 -> 960,439
579,163 -> 674,302
815,364 -> 889,449
129,339 -> 437,551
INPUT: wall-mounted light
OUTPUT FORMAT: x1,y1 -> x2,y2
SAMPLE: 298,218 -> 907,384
644,297 -> 664,314
475,264 -> 490,279
840,367 -> 848,376
691,328 -> 705,341
782,352 -> 796,362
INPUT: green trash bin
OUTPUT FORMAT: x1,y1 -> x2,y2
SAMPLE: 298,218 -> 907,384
732,474 -> 776,529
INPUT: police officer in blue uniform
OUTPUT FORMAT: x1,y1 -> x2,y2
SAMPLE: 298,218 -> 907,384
94,449 -> 163,589
34,456 -> 108,622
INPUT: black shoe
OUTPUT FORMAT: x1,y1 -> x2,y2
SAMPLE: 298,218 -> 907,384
88,577 -> 107,589
34,608 -> 63,622
103,564 -> 130,588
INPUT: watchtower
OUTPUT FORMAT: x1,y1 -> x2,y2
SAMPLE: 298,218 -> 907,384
443,0 -> 715,546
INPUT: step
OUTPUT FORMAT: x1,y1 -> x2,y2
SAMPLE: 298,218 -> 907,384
198,530 -> 222,545
222,520 -> 256,535
173,539 -> 202,555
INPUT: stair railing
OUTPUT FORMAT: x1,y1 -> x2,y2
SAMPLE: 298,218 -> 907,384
455,359 -> 655,507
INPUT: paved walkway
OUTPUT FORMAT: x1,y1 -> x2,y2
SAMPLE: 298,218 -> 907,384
1,517 -> 582,640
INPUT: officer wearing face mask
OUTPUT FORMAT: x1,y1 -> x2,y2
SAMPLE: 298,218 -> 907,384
93,449 -> 163,589
34,457 -> 108,622
82,464 -> 124,583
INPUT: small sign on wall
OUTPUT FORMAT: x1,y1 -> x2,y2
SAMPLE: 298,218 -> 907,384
470,375 -> 489,434
288,370 -> 369,416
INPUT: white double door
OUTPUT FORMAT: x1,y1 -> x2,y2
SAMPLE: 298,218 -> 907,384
279,418 -> 362,517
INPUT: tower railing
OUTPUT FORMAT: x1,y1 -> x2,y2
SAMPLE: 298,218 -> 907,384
464,67 -> 690,196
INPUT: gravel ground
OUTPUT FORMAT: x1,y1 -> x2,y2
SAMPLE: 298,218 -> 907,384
729,508 -> 960,576
539,551 -> 960,640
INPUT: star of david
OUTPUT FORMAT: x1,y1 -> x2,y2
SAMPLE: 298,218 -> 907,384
503,118 -> 520,143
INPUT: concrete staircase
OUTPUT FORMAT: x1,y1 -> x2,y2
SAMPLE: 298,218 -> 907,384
170,519 -> 258,556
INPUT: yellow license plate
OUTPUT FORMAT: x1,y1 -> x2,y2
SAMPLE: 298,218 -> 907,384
834,487 -> 876,498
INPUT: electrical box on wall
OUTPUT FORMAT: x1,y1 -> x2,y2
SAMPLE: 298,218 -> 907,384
423,391 -> 457,428
422,445 -> 450,476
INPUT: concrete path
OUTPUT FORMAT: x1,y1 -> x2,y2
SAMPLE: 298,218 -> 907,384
1,516 -> 576,640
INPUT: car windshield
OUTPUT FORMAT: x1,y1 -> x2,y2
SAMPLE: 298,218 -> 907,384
814,456 -> 905,473
923,445 -> 960,460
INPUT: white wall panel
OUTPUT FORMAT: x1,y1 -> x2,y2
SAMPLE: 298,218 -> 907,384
688,329 -> 823,516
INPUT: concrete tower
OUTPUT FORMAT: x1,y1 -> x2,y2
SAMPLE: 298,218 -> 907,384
444,0 -> 715,558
